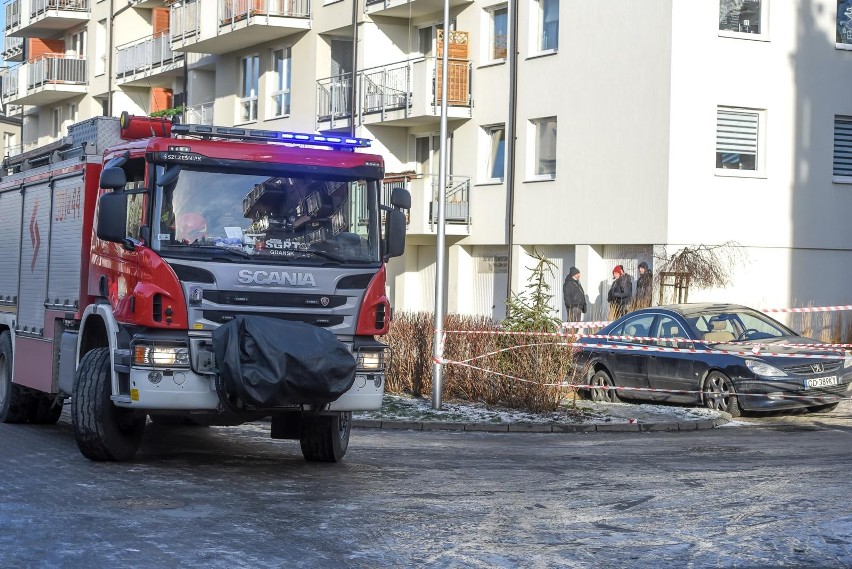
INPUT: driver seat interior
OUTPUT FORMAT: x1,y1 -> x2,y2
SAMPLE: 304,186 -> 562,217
703,318 -> 735,343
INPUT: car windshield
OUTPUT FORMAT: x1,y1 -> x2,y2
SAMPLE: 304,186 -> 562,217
154,167 -> 379,265
686,309 -> 795,342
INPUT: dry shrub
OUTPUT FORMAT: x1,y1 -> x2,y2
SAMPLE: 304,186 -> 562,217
385,312 -> 585,413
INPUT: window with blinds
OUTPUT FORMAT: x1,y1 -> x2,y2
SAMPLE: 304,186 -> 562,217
716,107 -> 760,171
833,115 -> 852,180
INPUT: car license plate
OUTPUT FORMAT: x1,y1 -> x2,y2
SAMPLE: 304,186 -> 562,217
804,376 -> 838,388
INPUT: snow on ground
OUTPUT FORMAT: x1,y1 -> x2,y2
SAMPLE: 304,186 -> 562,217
353,394 -> 728,425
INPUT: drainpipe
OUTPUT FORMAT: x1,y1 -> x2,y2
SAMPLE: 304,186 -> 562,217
349,0 -> 359,136
504,0 -> 519,302
107,0 -> 135,116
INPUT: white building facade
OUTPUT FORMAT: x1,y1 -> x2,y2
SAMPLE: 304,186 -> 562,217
3,0 -> 852,322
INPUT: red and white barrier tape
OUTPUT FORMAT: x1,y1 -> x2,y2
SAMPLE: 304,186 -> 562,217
760,304 -> 852,314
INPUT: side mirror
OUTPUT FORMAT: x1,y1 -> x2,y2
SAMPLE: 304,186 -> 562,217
100,167 -> 127,190
157,164 -> 181,187
390,187 -> 411,210
96,192 -> 128,244
384,209 -> 406,260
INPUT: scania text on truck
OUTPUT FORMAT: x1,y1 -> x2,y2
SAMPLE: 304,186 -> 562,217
0,114 -> 410,462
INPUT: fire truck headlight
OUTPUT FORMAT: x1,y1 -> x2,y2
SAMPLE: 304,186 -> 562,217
357,350 -> 384,371
133,343 -> 190,368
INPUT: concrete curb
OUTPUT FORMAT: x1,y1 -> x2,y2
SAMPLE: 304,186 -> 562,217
353,412 -> 732,433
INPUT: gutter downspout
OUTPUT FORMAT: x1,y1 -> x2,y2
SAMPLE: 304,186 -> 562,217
504,0 -> 519,303
349,0 -> 359,136
108,0 -> 135,116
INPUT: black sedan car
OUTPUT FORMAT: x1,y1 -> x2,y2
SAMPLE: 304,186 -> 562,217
577,303 -> 851,417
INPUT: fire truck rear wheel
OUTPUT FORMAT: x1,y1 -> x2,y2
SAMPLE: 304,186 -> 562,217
0,331 -> 32,424
299,411 -> 351,463
72,347 -> 146,461
29,395 -> 64,425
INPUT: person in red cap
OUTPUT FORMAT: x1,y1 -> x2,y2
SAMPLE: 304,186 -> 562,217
607,264 -> 633,318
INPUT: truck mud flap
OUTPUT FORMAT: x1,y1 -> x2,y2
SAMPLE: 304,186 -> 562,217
212,315 -> 356,408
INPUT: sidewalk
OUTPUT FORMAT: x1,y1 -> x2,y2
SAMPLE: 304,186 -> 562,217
352,396 -> 732,433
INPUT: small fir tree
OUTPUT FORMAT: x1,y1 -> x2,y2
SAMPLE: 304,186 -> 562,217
502,250 -> 561,333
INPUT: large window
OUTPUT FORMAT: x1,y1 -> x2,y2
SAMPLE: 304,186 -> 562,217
719,0 -> 765,36
716,107 -> 763,172
838,1 -> 852,46
485,125 -> 505,181
488,5 -> 508,61
833,115 -> 852,181
270,47 -> 291,117
538,0 -> 558,52
238,54 -> 260,123
531,117 -> 556,178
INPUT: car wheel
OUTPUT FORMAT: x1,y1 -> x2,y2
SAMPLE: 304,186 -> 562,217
590,370 -> 620,403
807,402 -> 840,413
702,371 -> 741,418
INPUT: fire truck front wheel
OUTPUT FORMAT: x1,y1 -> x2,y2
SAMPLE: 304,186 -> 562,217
72,347 -> 146,461
0,331 -> 32,424
299,412 -> 351,463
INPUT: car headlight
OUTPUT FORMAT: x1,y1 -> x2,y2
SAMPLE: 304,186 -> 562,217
133,343 -> 190,368
745,359 -> 787,378
844,353 -> 852,369
356,350 -> 384,371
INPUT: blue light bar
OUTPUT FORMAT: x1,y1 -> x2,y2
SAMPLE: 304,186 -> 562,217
171,124 -> 372,149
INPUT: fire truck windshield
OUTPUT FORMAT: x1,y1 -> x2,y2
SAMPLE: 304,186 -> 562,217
155,168 -> 380,264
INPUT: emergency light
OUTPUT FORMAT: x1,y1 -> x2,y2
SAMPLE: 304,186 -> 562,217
170,124 -> 372,150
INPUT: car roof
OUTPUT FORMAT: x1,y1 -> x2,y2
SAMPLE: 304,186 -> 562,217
650,303 -> 753,317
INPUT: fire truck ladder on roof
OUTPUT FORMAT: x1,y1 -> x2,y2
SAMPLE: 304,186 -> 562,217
170,124 -> 372,150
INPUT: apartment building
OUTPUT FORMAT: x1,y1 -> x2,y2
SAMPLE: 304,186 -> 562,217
3,0 -> 852,324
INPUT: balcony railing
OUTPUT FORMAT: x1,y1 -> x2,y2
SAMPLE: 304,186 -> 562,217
5,0 -> 21,30
1,66 -> 19,100
185,101 -> 214,125
116,32 -> 183,78
2,36 -> 23,60
429,175 -> 470,229
27,54 -> 87,90
4,143 -> 23,158
30,0 -> 89,17
170,0 -> 199,41
317,57 -> 471,128
219,0 -> 310,26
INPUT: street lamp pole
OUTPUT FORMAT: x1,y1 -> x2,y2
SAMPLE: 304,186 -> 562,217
431,0 -> 451,409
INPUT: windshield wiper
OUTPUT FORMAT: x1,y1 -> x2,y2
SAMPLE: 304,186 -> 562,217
292,249 -> 346,263
185,245 -> 255,260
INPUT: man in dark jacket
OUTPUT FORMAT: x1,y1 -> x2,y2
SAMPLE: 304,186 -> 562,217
635,261 -> 653,308
563,266 -> 586,322
607,265 -> 633,318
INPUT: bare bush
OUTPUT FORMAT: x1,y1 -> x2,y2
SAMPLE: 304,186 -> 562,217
385,312 -> 583,414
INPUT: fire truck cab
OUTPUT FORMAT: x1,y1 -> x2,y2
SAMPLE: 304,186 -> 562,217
0,114 -> 410,462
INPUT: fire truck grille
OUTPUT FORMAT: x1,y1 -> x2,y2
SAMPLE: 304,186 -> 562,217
203,290 -> 347,309
203,311 -> 344,327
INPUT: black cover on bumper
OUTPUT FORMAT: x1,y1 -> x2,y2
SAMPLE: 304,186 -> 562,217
212,315 -> 356,407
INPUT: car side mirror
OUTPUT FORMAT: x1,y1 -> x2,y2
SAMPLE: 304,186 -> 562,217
96,192 -> 128,244
390,187 -> 411,210
384,209 -> 406,260
100,167 -> 127,190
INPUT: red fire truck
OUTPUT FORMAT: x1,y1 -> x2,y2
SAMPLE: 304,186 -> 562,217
0,114 -> 409,462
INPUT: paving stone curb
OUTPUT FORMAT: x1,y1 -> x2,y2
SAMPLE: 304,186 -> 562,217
352,412 -> 732,433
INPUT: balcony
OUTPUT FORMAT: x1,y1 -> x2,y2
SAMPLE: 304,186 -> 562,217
5,0 -> 89,37
1,54 -> 87,106
169,0 -> 310,55
386,174 -> 470,235
185,100 -> 214,124
316,57 -> 472,130
364,0 -> 473,18
2,36 -> 23,62
116,32 -> 184,87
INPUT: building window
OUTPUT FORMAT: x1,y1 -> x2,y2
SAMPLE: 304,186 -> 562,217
531,117 -> 556,178
484,124 -> 505,181
716,106 -> 764,172
270,47 -> 291,117
719,0 -> 765,37
488,5 -> 508,61
52,107 -> 62,137
833,115 -> 852,181
96,19 -> 106,75
537,0 -> 558,52
238,54 -> 259,123
838,1 -> 852,46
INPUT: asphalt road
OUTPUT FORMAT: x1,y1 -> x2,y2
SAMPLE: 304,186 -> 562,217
1,406 -> 851,568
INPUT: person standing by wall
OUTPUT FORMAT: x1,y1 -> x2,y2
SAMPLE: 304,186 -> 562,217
607,265 -> 633,319
635,261 -> 653,308
563,266 -> 586,322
